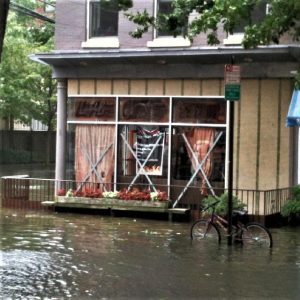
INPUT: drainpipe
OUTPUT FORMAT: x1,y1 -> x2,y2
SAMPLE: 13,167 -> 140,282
55,79 -> 67,193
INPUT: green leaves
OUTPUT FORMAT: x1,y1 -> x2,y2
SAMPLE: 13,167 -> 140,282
126,0 -> 300,46
203,193 -> 246,216
0,3 -> 56,130
124,0 -> 300,87
126,9 -> 155,38
281,185 -> 300,218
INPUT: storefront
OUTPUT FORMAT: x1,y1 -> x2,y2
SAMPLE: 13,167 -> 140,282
32,45 -> 299,214
66,94 -> 227,205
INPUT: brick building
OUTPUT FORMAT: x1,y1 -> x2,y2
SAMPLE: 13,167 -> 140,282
32,0 -> 300,216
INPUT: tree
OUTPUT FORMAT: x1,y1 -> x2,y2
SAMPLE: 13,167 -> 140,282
123,0 -> 300,86
0,0 -> 10,62
0,2 -> 56,130
124,0 -> 300,46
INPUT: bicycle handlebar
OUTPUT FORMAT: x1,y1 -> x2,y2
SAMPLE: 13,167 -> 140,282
201,200 -> 220,211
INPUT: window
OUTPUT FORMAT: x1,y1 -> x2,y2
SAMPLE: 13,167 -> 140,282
89,0 -> 118,38
224,1 -> 268,45
147,0 -> 190,47
82,0 -> 120,48
157,0 -> 173,37
66,95 -> 227,204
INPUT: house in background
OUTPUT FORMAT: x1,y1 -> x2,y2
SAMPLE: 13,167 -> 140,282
31,0 -> 300,218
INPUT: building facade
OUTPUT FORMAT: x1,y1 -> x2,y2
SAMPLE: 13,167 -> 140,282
32,0 -> 300,214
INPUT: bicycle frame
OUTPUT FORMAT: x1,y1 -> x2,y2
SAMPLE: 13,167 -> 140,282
192,199 -> 273,247
203,201 -> 245,238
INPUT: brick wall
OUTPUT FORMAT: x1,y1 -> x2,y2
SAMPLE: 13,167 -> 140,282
55,0 -> 86,50
54,0 -> 297,51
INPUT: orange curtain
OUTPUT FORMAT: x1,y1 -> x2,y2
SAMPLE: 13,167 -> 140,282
186,128 -> 215,195
75,125 -> 115,192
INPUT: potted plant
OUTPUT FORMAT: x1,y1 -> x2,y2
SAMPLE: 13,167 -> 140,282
202,192 -> 246,217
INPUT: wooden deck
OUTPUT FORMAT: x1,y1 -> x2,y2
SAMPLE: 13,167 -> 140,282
42,196 -> 190,221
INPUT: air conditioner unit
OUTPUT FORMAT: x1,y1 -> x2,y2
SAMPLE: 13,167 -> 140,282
266,4 -> 272,15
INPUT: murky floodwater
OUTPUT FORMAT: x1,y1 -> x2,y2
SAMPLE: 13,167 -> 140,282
0,208 -> 300,299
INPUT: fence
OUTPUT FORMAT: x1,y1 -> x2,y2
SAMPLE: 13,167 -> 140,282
0,130 -> 56,164
0,177 -> 293,220
1,176 -> 55,211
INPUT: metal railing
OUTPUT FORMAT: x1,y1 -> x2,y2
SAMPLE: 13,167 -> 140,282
0,176 -> 293,216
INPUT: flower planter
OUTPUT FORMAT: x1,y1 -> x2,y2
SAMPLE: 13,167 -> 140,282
55,196 -> 170,211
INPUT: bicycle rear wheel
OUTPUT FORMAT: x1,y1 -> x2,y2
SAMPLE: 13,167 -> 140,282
241,222 -> 273,248
190,219 -> 221,244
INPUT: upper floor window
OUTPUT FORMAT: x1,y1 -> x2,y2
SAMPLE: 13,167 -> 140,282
157,0 -> 172,37
89,0 -> 119,38
148,0 -> 190,47
156,0 -> 187,37
224,1 -> 268,45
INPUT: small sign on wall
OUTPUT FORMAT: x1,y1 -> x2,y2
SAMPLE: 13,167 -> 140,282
224,64 -> 241,101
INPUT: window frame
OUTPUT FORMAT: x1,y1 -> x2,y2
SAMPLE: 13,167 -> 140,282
82,0 -> 120,49
147,0 -> 191,48
67,94 -> 228,192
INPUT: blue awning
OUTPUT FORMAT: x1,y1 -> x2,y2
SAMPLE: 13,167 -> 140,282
286,89 -> 300,127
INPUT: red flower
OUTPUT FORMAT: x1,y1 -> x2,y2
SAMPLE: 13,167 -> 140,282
57,189 -> 66,196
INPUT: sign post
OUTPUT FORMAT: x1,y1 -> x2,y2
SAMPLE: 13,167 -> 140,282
224,64 -> 240,246
225,64 -> 241,101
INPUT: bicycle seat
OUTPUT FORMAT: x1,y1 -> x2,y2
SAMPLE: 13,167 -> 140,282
232,209 -> 247,216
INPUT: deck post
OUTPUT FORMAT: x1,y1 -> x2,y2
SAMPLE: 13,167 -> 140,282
55,79 -> 67,192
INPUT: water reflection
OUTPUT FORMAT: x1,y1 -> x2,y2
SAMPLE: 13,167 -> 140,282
1,208 -> 300,299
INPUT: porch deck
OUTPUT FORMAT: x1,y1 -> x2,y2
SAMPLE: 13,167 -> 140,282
0,176 -> 293,226
42,197 -> 190,221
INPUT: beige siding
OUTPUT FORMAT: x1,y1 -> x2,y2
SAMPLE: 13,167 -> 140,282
79,79 -> 95,94
202,79 -> 221,96
165,79 -> 182,96
147,79 -> 164,95
129,80 -> 147,95
68,79 -> 79,94
96,80 -> 113,94
258,80 -> 280,190
236,80 -> 259,190
279,79 -> 293,187
234,78 -> 293,193
112,80 -> 129,94
183,80 -> 201,96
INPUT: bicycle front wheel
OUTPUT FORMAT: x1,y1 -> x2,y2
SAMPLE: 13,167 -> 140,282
190,219 -> 221,244
241,222 -> 273,248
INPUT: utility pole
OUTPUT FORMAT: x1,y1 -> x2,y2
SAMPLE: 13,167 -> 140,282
227,99 -> 234,245
224,57 -> 240,245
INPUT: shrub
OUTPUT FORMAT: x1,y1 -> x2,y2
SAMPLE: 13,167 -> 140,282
202,192 -> 246,216
281,185 -> 300,218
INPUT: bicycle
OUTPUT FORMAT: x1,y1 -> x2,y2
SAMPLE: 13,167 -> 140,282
190,199 -> 273,248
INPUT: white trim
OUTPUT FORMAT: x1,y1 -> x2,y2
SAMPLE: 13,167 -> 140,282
68,120 -> 227,127
223,33 -> 245,46
114,96 -> 120,191
83,0 -> 119,49
224,101 -> 230,189
148,0 -> 191,48
68,94 -> 228,191
167,97 -> 173,195
68,94 -> 224,99
67,121 -> 116,125
171,123 -> 226,128
147,37 -> 191,48
82,37 -> 120,49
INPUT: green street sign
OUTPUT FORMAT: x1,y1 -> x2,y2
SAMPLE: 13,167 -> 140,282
225,84 -> 240,101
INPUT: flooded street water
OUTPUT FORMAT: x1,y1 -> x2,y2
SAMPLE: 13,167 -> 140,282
0,208 -> 300,299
